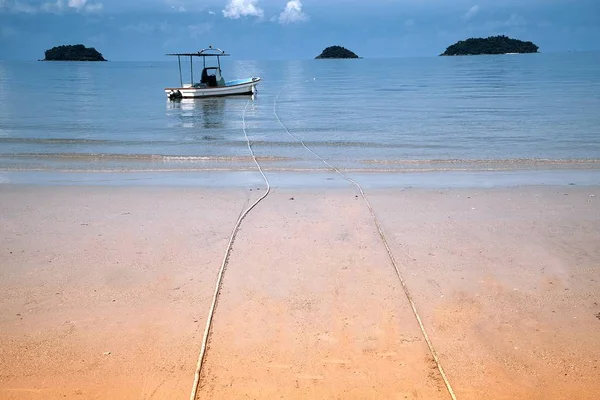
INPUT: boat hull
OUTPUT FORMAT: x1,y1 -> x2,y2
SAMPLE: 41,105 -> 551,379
165,77 -> 260,99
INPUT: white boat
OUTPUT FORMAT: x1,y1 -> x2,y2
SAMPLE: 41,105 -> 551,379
165,46 -> 261,100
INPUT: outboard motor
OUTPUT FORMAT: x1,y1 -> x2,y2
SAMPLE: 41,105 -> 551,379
168,90 -> 183,101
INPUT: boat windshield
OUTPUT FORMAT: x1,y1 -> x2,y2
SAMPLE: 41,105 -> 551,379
200,67 -> 224,87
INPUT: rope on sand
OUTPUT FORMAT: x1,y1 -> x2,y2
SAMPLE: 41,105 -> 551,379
189,99 -> 271,400
273,85 -> 458,400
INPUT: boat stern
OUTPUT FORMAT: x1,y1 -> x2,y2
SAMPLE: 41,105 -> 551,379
165,88 -> 183,100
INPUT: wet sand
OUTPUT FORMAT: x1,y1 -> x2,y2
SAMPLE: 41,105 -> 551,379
1,184 -> 599,399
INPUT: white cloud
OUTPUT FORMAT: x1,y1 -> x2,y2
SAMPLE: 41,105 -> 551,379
208,10 -> 215,15
464,4 -> 479,21
0,0 -> 59,13
67,0 -> 85,9
278,0 -> 307,24
84,2 -> 102,12
41,0 -> 63,13
222,0 -> 263,19
11,1 -> 37,13
165,0 -> 185,12
0,0 -> 102,13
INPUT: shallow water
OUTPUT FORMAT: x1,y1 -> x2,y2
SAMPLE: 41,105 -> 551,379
1,53 -> 599,186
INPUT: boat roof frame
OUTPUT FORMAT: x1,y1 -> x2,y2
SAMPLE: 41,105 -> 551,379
167,46 -> 229,88
166,46 -> 230,57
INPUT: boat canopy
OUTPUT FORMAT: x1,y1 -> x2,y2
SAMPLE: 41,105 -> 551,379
166,46 -> 230,57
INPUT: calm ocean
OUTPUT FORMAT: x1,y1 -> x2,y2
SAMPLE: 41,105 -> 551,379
1,52 -> 599,187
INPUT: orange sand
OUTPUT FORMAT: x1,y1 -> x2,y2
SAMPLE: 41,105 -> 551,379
1,185 -> 599,399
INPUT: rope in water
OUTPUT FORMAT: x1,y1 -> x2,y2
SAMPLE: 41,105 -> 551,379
189,99 -> 271,400
273,84 -> 458,400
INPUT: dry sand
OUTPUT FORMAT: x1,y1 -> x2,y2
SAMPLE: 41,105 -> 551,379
198,190 -> 447,399
1,184 -> 599,399
369,186 -> 600,400
0,186 -> 255,399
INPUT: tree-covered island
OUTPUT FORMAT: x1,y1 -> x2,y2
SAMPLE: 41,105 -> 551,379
42,44 -> 107,61
440,35 -> 539,56
315,46 -> 361,59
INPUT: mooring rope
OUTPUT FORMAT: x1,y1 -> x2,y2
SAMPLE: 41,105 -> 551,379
273,84 -> 458,400
189,99 -> 271,400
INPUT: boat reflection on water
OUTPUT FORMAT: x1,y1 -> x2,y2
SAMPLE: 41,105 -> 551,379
167,97 -> 227,129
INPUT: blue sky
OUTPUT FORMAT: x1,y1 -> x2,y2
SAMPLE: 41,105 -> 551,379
1,0 -> 599,60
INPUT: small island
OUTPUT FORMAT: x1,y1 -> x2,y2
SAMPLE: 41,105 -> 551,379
315,46 -> 360,59
440,35 -> 539,56
42,44 -> 107,61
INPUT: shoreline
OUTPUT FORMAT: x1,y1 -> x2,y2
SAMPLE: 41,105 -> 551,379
1,184 -> 599,399
1,168 -> 600,189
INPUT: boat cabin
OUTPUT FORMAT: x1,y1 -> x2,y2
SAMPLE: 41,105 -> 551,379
200,67 -> 225,88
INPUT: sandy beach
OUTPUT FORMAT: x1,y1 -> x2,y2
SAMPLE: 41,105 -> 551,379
1,184 -> 599,399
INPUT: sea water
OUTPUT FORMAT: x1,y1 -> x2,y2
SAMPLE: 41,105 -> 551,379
1,52 -> 599,187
